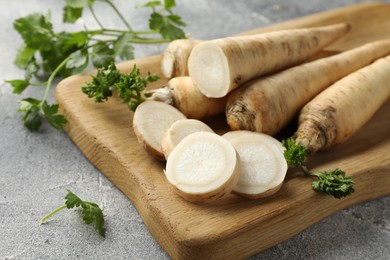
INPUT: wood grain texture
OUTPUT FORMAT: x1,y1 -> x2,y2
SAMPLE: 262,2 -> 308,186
55,3 -> 390,259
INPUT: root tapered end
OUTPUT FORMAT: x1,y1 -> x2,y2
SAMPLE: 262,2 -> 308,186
294,121 -> 327,154
226,101 -> 257,131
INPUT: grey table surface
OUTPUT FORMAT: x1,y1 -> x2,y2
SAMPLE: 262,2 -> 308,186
1,0 -> 389,259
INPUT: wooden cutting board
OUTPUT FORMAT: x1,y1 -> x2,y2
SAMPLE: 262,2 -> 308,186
55,2 -> 390,259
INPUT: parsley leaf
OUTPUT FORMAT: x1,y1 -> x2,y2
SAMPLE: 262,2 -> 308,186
18,98 -> 42,131
66,49 -> 89,73
14,45 -> 36,69
40,190 -> 106,238
41,102 -> 68,131
91,42 -> 115,68
16,98 -> 67,132
65,190 -> 106,237
116,65 -> 160,110
63,0 -> 95,23
164,0 -> 176,10
282,137 -> 308,166
40,32 -> 84,78
143,1 -> 161,8
65,0 -> 95,8
10,0 -> 186,132
82,63 -> 159,110
282,137 -> 354,199
312,169 -> 355,199
13,13 -> 54,50
149,12 -> 186,40
63,6 -> 83,23
114,34 -> 135,61
82,63 -> 121,102
6,80 -> 30,94
25,59 -> 39,81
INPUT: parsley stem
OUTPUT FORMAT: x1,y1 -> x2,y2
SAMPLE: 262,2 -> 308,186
89,6 -> 105,30
301,165 -> 312,176
90,37 -> 171,44
105,0 -> 133,31
30,82 -> 48,87
39,204 -> 67,225
39,56 -> 71,107
82,29 -> 159,37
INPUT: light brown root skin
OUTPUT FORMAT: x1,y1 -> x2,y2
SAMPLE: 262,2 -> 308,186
167,77 -> 227,119
189,23 -> 350,98
233,182 -> 283,200
226,39 -> 390,136
295,54 -> 390,152
226,99 -> 257,132
133,124 -> 167,160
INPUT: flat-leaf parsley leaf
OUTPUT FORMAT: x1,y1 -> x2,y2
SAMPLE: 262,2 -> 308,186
40,190 -> 106,238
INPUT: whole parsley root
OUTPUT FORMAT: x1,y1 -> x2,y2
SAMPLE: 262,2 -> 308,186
145,76 -> 227,119
226,39 -> 390,136
188,23 -> 350,98
39,190 -> 106,237
295,54 -> 390,153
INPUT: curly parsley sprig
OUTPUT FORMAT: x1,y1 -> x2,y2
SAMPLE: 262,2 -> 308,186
282,137 -> 354,199
82,63 -> 159,110
39,190 -> 106,237
7,0 -> 186,132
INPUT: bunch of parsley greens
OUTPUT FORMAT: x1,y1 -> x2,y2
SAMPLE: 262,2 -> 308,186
7,0 -> 186,132
282,138 -> 354,199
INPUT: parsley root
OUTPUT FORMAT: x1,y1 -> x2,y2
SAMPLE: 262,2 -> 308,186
133,100 -> 186,160
161,119 -> 214,158
188,23 -> 350,98
295,54 -> 390,153
165,132 -> 239,203
226,39 -> 390,135
223,131 -> 288,199
161,39 -> 202,78
146,76 -> 227,119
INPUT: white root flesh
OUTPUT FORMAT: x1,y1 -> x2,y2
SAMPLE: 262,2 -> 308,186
223,130 -> 285,153
161,119 -> 214,159
223,131 -> 287,199
188,23 -> 350,98
165,132 -> 239,203
133,101 -> 186,160
161,39 -> 203,78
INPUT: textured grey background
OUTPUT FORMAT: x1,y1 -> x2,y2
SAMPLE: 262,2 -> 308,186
1,0 -> 389,259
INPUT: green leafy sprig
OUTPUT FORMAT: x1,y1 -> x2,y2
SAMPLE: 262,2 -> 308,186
7,0 -> 186,132
282,137 -> 354,199
39,190 -> 106,237
81,63 -> 159,110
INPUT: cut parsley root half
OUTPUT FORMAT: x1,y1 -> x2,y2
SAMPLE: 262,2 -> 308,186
133,100 -> 186,160
223,131 -> 288,199
161,119 -> 214,159
165,132 -> 239,203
